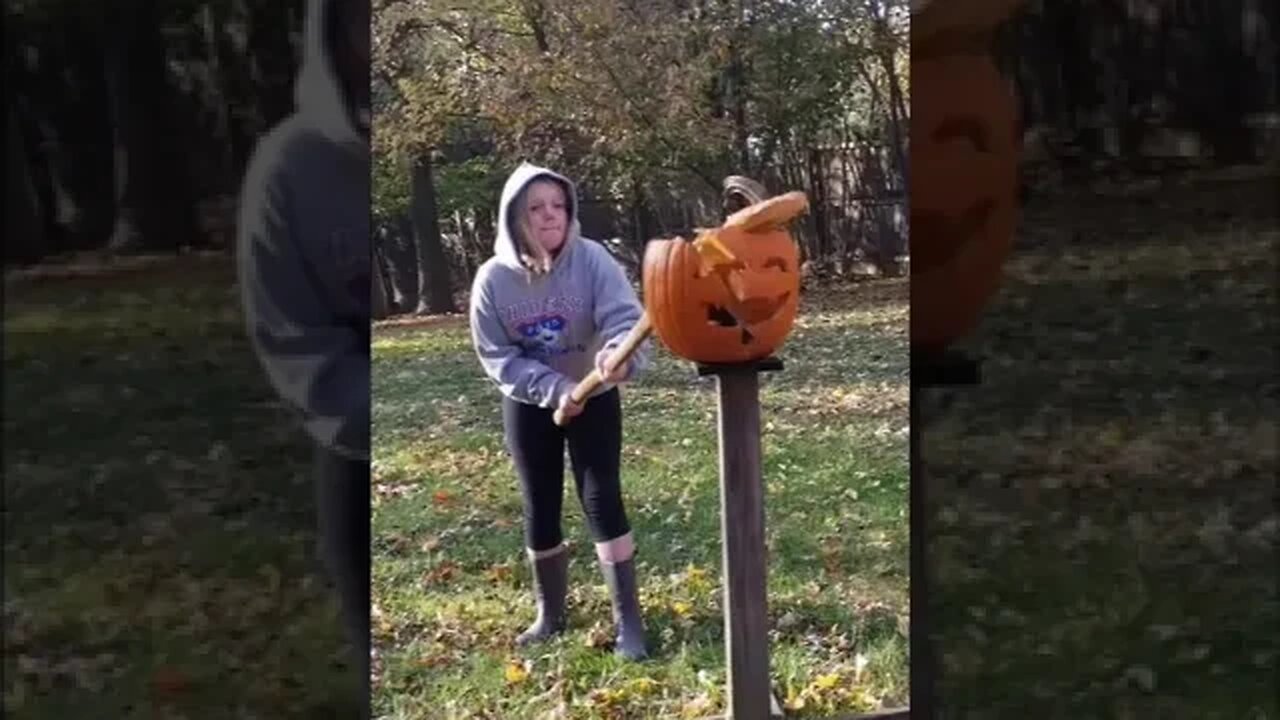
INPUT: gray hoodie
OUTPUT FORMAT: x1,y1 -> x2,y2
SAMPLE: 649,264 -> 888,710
235,0 -> 370,460
470,163 -> 650,409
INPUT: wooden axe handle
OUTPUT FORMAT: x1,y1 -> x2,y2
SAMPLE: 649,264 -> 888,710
552,313 -> 653,426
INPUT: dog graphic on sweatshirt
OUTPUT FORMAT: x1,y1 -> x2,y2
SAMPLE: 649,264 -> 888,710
516,314 -> 573,357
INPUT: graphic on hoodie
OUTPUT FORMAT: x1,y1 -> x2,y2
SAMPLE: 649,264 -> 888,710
514,312 -> 591,357
517,313 -> 567,353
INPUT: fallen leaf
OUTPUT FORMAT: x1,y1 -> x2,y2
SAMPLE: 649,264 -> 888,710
627,677 -> 660,696
813,672 -> 840,690
848,687 -> 881,711
150,667 -> 190,699
588,686 -> 628,707
680,692 -> 716,718
504,659 -> 530,685
417,652 -> 453,669
584,621 -> 613,649
424,561 -> 458,586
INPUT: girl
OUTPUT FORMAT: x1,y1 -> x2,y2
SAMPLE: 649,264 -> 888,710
468,162 -> 650,660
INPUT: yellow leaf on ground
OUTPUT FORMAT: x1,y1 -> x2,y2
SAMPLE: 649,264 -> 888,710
848,687 -> 881,711
628,677 -> 660,696
784,686 -> 806,710
680,693 -> 715,719
814,672 -> 841,690
588,687 -> 628,706
485,564 -> 513,583
504,660 -> 530,685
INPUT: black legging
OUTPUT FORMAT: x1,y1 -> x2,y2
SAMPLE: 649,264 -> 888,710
502,388 -> 632,551
313,444 -> 370,715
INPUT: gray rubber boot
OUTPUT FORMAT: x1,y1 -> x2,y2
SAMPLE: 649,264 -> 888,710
516,548 -> 569,645
599,557 -> 648,660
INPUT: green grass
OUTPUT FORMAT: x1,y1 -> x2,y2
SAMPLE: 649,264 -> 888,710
921,173 -> 1279,719
3,254 -> 362,718
371,279 -> 909,718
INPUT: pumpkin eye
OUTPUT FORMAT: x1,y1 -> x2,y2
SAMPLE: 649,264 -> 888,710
763,257 -> 788,272
933,116 -> 990,153
694,258 -> 746,279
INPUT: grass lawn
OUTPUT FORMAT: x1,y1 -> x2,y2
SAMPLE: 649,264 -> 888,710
921,170 -> 1279,718
3,253 -> 363,718
371,278 -> 910,718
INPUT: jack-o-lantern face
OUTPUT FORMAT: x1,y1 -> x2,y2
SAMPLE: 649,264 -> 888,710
643,223 -> 801,364
910,50 -> 1020,353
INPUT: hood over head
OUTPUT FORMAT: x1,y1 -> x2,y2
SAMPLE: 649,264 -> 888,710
294,0 -> 369,147
493,161 -> 582,270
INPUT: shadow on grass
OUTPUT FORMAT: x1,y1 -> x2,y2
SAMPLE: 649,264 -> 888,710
919,173 -> 1279,717
4,256 -> 361,718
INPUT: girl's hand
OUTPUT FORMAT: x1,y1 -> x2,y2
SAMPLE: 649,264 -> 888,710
557,392 -> 584,420
595,348 -> 629,384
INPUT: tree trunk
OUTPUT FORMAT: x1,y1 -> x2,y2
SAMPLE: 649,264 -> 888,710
631,178 -> 653,254
474,205 -> 496,268
12,31 -> 79,256
411,153 -> 457,314
372,244 -> 391,320
1204,0 -> 1252,163
246,1 -> 301,131
104,0 -> 203,252
202,2 -> 238,192
455,208 -> 485,282
376,218 -> 411,309
67,24 -> 118,251
729,37 -> 750,174
869,0 -> 909,190
806,146 -> 829,263
879,52 -> 909,190
390,214 -> 419,309
6,101 -> 44,266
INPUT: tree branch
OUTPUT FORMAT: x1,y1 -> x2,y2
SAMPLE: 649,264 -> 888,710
551,8 -> 723,193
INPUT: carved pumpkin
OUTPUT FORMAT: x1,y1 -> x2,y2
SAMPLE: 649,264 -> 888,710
642,193 -> 807,364
910,2 -> 1023,353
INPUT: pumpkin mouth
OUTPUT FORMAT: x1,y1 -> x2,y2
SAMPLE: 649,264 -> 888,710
911,199 -> 995,273
705,291 -> 792,345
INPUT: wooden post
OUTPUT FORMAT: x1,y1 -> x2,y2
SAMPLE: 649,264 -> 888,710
697,356 -> 784,720
911,346 -> 981,720
911,347 -> 981,386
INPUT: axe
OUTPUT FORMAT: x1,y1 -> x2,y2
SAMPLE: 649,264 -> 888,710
552,312 -> 652,427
